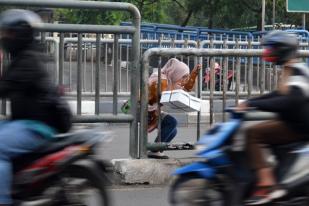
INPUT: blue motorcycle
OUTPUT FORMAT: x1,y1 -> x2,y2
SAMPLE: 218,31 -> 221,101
169,109 -> 309,206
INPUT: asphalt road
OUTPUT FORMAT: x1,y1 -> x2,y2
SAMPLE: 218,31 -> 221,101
72,122 -> 212,206
108,185 -> 170,206
73,123 -> 208,160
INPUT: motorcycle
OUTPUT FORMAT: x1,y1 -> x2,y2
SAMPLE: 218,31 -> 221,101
169,109 -> 309,206
12,130 -> 112,206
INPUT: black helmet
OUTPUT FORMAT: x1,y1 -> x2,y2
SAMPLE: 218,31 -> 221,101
261,30 -> 298,65
0,9 -> 42,54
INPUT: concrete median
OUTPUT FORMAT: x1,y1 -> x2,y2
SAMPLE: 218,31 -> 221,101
110,158 -> 199,185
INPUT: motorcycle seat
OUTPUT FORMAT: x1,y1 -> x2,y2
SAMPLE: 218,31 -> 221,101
38,132 -> 90,153
12,131 -> 96,172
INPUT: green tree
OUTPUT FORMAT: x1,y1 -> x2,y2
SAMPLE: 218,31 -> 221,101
53,0 -> 309,30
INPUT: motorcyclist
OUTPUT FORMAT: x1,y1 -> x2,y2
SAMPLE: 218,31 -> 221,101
237,30 -> 309,205
0,9 -> 72,205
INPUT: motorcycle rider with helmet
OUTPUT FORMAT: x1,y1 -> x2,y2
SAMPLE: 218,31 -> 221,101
0,9 -> 72,205
236,30 -> 309,205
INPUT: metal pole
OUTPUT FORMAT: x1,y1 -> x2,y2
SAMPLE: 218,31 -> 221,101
303,14 -> 306,30
272,0 -> 276,28
113,34 -> 119,115
104,43 -> 108,92
272,64 -> 277,89
132,8 -> 141,159
194,55 -> 201,139
196,41 -> 202,141
209,36 -> 214,125
210,57 -> 215,125
90,42 -> 93,93
222,38 -> 228,121
83,40 -> 87,92
235,39 -> 240,105
248,38 -> 253,98
69,42 -> 72,91
262,0 -> 266,31
261,59 -> 266,94
59,33 -> 64,85
77,33 -> 82,115
95,33 -> 101,115
157,38 -> 162,143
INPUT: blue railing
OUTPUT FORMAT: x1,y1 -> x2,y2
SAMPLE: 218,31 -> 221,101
121,22 -> 309,43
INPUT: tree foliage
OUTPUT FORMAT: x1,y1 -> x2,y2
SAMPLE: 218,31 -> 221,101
54,0 -> 309,30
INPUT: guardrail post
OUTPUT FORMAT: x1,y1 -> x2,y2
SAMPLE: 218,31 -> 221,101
261,55 -> 266,94
59,33 -> 64,85
235,39 -> 241,105
131,7 -> 141,158
113,34 -> 119,115
209,35 -> 215,125
222,37 -> 228,121
77,33 -> 83,115
248,37 -> 253,98
197,40 -> 202,141
95,33 -> 101,115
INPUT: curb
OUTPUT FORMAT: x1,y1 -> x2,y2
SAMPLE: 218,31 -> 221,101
109,158 -> 198,185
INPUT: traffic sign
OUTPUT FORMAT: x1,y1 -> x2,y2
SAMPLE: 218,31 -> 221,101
287,0 -> 309,13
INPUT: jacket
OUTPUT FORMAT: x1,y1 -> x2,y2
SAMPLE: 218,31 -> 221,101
0,44 -> 72,133
248,63 -> 309,135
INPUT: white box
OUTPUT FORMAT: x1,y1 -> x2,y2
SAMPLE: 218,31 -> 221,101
160,89 -> 201,113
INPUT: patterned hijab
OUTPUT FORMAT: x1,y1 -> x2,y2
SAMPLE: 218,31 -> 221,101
149,58 -> 190,89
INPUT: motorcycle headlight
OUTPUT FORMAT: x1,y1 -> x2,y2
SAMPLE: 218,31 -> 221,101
195,144 -> 208,152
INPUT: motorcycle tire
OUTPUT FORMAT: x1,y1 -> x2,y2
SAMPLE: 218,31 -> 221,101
57,163 -> 110,206
169,174 -> 227,206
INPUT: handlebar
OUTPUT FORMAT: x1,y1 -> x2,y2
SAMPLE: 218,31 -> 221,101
225,107 -> 278,121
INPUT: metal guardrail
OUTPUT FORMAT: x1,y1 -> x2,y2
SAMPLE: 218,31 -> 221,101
37,33 -> 309,105
122,22 -> 309,43
0,0 -> 142,158
140,48 -> 309,158
42,36 -> 309,98
55,38 -> 197,93
121,22 -> 255,41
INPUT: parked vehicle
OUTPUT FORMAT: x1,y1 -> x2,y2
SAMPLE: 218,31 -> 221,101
203,63 -> 234,91
169,109 -> 309,206
12,130 -> 112,206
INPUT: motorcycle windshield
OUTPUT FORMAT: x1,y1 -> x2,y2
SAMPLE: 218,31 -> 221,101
197,119 -> 241,154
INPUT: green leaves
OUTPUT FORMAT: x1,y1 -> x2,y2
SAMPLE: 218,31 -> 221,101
52,0 -> 308,30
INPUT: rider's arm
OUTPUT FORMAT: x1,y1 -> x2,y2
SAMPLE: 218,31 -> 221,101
247,86 -> 305,112
249,91 -> 278,101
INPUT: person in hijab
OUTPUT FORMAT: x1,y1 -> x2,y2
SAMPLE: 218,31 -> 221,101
147,58 -> 200,159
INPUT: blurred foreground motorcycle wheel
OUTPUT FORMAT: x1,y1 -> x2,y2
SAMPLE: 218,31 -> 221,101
57,164 -> 109,206
169,175 -> 226,206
